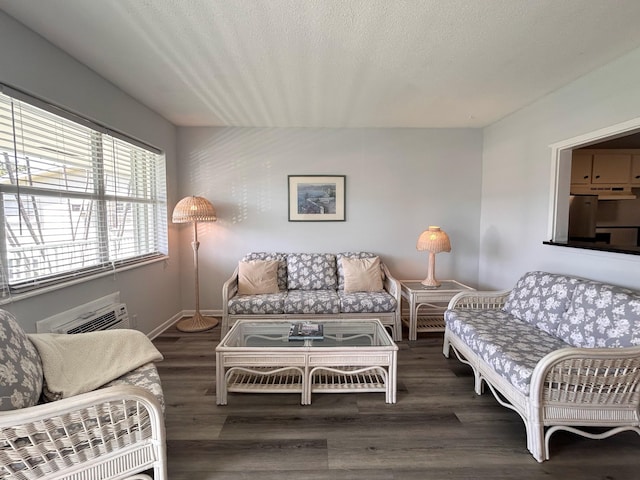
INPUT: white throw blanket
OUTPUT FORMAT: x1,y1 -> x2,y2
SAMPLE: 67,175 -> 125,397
28,329 -> 163,400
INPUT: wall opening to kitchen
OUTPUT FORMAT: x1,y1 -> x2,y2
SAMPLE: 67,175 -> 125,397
547,118 -> 640,255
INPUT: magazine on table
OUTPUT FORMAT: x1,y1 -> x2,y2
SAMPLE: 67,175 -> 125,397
288,322 -> 324,341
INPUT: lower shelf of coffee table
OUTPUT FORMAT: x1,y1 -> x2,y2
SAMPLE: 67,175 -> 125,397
225,365 -> 388,394
226,366 -> 304,394
311,366 -> 387,393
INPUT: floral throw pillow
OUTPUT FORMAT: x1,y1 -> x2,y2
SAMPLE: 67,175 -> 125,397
0,309 -> 43,411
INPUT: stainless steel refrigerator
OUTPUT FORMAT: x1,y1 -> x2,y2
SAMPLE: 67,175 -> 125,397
568,194 -> 598,240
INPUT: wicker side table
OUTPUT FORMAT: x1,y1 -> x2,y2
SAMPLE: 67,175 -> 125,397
400,280 -> 475,340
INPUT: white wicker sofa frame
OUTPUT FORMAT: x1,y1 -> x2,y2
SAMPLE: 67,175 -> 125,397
222,252 -> 402,341
0,309 -> 167,480
443,271 -> 640,462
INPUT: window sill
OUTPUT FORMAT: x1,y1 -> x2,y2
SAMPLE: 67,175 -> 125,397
0,255 -> 169,306
543,240 -> 640,256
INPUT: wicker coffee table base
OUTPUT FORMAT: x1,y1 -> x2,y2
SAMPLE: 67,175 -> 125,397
219,364 -> 394,405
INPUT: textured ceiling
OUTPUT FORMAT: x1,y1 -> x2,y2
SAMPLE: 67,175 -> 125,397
3,0 -> 640,128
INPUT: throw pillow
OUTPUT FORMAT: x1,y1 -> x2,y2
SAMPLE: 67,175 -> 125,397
0,309 -> 44,411
238,260 -> 279,295
342,256 -> 384,293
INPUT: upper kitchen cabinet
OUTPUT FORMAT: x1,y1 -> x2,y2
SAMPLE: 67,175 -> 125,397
570,150 -> 593,184
591,153 -> 632,184
632,155 -> 640,186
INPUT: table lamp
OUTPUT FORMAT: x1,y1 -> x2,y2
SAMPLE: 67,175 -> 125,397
416,226 -> 451,287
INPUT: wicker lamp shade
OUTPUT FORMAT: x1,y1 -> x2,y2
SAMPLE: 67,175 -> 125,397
172,196 -> 217,223
172,195 -> 218,332
416,226 -> 451,288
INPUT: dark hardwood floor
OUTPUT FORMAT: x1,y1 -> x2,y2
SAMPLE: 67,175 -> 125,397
153,321 -> 639,479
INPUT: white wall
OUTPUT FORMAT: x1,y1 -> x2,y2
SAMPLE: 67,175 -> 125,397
0,12 -> 181,334
480,46 -> 640,291
176,127 -> 483,310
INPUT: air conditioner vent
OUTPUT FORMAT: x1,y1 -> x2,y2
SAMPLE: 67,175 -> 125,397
55,304 -> 130,334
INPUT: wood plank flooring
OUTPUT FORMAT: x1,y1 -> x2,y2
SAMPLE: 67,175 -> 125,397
153,321 -> 640,479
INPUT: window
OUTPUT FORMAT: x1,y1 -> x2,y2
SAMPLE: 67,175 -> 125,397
0,85 -> 167,296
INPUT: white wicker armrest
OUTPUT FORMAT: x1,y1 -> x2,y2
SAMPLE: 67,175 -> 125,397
447,289 -> 512,310
530,345 -> 640,410
381,263 -> 400,300
0,384 -> 166,480
222,267 -> 240,304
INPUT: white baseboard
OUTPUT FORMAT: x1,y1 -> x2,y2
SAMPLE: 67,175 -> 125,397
148,309 -> 223,339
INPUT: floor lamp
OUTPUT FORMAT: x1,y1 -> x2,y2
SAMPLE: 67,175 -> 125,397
172,195 -> 219,332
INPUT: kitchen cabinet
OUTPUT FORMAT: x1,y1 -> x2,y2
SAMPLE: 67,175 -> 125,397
591,153 -> 631,184
632,155 -> 640,186
570,151 -> 592,184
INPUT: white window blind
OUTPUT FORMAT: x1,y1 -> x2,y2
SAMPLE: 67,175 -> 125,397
0,86 -> 167,295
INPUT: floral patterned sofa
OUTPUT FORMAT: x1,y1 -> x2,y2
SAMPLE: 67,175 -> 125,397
0,309 -> 167,479
443,271 -> 640,462
222,252 -> 402,340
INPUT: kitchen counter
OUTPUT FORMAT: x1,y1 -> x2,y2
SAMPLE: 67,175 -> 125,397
544,240 -> 640,256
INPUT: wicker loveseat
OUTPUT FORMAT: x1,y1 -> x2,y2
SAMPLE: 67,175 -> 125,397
0,309 -> 167,480
222,252 -> 402,340
443,271 -> 640,462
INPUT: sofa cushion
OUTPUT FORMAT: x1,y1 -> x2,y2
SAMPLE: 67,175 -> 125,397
338,291 -> 397,313
228,292 -> 287,315
502,271 -> 581,336
341,256 -> 384,292
242,252 -> 288,291
101,361 -> 165,411
284,290 -> 340,314
337,252 -> 383,290
238,260 -> 279,295
0,309 -> 43,411
287,253 -> 337,290
445,308 -> 570,396
557,281 -> 640,348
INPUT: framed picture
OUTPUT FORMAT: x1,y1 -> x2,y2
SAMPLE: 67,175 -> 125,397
288,175 -> 346,221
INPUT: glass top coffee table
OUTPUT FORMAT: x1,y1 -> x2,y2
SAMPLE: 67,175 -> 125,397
216,319 -> 398,405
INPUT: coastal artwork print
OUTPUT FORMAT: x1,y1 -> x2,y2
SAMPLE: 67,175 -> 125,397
288,175 -> 346,221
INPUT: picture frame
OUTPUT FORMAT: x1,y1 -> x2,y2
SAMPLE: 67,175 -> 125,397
288,175 -> 346,222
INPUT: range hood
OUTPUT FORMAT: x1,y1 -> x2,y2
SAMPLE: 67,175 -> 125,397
570,185 -> 637,200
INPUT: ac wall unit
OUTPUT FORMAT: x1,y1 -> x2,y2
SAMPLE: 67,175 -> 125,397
54,303 -> 130,334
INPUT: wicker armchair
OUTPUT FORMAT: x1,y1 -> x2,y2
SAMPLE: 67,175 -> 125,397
0,309 -> 167,479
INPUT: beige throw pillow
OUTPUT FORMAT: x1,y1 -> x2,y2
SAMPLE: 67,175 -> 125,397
342,256 -> 384,293
238,260 -> 279,295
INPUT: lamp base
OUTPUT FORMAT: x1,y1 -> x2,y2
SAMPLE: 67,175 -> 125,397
421,278 -> 441,288
176,312 -> 219,332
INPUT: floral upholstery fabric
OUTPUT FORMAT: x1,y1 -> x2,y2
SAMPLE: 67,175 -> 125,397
284,290 -> 340,314
101,361 -> 165,411
242,252 -> 288,291
228,292 -> 287,315
557,281 -> 640,348
0,310 -> 43,411
2,362 -> 163,476
502,271 -> 581,336
445,309 -> 570,396
336,252 -> 383,290
338,291 -> 397,313
287,253 -> 337,290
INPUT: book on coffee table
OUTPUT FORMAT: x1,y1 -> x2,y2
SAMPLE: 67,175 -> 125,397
288,322 -> 324,341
